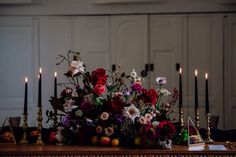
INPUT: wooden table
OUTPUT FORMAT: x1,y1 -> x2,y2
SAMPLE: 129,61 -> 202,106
0,143 -> 235,157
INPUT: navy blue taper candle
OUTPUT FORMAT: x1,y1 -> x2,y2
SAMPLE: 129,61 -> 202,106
179,68 -> 183,108
38,68 -> 42,107
54,72 -> 57,98
205,73 -> 209,114
24,77 -> 28,114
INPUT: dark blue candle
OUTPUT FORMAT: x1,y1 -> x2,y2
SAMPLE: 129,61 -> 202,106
54,72 -> 57,98
38,68 -> 42,107
195,69 -> 198,110
24,77 -> 28,114
205,73 -> 209,113
179,68 -> 183,108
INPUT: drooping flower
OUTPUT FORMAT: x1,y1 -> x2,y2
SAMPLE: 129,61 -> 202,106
156,77 -> 167,85
124,104 -> 140,122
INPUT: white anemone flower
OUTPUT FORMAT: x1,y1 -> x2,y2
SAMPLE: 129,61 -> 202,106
156,77 -> 167,85
124,104 -> 140,122
159,88 -> 171,96
130,69 -> 137,78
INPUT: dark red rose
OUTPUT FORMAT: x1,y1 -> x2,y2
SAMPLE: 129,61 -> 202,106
93,84 -> 106,95
142,89 -> 158,105
90,68 -> 108,86
108,96 -> 124,114
157,120 -> 176,138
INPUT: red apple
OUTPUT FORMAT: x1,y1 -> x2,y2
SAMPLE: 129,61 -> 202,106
100,136 -> 111,145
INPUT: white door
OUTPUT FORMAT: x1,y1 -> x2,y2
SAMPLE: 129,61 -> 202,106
39,16 -> 73,127
186,14 -> 224,129
225,14 -> 236,129
111,15 -> 148,87
0,17 -> 37,126
72,16 -> 110,72
149,14 -> 187,121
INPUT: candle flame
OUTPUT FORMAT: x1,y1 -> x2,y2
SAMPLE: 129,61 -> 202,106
179,68 -> 182,74
39,68 -> 42,74
25,77 -> 28,83
54,72 -> 57,77
205,73 -> 208,79
195,69 -> 198,76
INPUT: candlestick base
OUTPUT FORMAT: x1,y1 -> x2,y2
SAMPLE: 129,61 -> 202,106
36,133 -> 44,145
20,113 -> 28,144
205,113 -> 214,144
179,107 -> 184,128
36,106 -> 44,145
205,138 -> 214,144
195,109 -> 200,130
19,132 -> 28,144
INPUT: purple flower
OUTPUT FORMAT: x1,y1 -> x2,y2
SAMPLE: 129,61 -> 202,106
131,83 -> 142,92
115,114 -> 125,124
62,115 -> 71,128
80,102 -> 92,113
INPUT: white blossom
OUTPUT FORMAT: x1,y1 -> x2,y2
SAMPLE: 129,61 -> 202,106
124,104 -> 140,122
156,77 -> 167,85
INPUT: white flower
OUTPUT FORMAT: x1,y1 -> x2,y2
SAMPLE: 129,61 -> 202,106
130,69 -> 137,78
124,104 -> 140,122
156,77 -> 167,85
63,99 -> 78,112
159,88 -> 171,96
69,60 -> 85,76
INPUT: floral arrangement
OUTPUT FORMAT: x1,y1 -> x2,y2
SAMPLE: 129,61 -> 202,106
48,51 -> 179,148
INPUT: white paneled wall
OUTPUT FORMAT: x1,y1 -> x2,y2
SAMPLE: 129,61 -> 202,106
0,14 -> 235,129
225,14 -> 236,129
0,17 -> 38,126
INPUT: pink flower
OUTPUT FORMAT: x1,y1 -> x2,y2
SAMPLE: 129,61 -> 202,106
105,127 -> 114,136
96,126 -> 103,134
139,116 -> 147,125
100,112 -> 109,121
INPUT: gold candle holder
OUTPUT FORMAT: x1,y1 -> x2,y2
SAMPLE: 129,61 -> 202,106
205,113 -> 214,143
53,108 -> 58,129
20,113 -> 28,144
179,107 -> 184,128
195,108 -> 200,129
36,106 -> 44,145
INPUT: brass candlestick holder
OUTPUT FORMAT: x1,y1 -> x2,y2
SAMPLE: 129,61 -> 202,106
53,108 -> 58,129
179,107 -> 184,128
205,113 -> 214,143
20,113 -> 28,143
36,106 -> 44,145
195,108 -> 200,130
